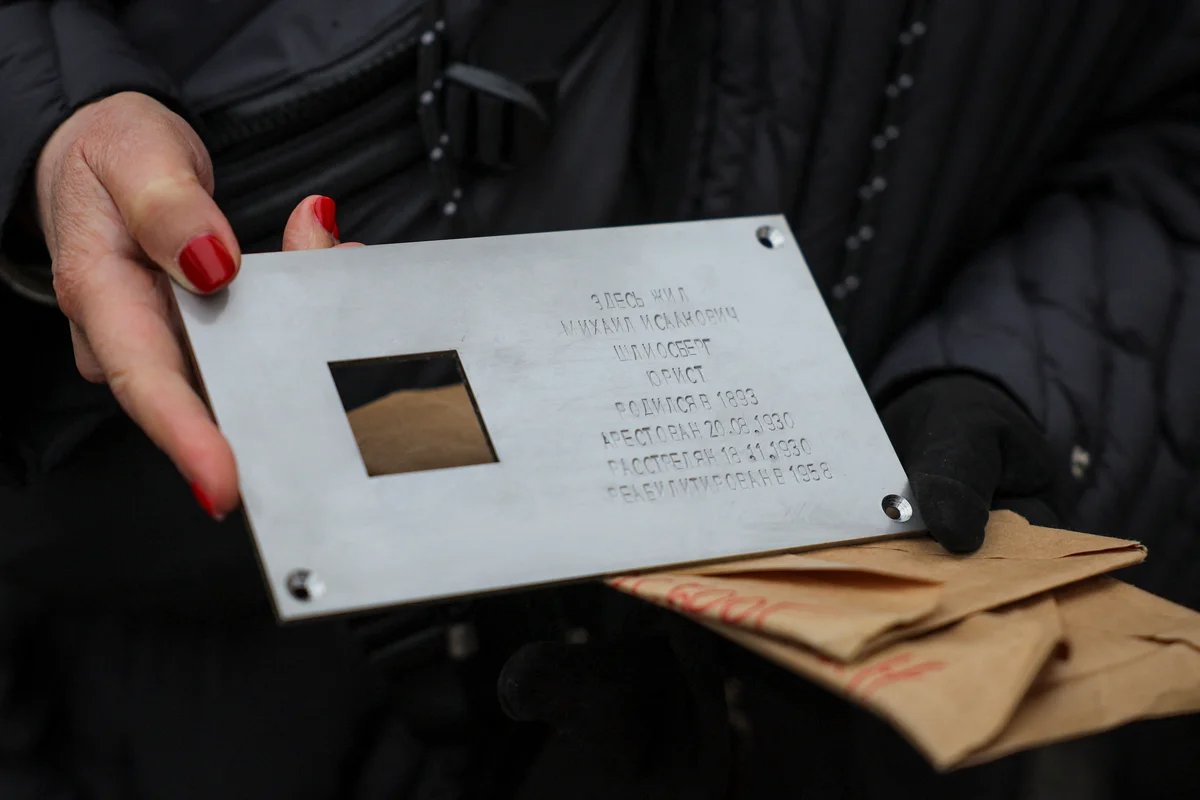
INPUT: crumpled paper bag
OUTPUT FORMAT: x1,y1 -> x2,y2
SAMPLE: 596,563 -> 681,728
611,512 -> 1145,661
708,578 -> 1200,769
717,595 -> 1063,769
608,559 -> 943,662
964,577 -> 1200,766
612,514 -> 1200,769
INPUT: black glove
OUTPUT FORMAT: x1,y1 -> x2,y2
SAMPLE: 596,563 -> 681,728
880,373 -> 1059,553
496,598 -> 731,800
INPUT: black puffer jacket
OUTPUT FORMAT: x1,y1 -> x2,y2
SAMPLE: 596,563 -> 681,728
1,0 -> 1198,797
5,0 -> 1198,601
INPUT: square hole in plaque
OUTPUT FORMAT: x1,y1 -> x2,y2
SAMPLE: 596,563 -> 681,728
328,351 -> 498,476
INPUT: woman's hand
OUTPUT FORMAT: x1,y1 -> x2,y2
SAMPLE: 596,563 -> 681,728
35,91 -> 344,518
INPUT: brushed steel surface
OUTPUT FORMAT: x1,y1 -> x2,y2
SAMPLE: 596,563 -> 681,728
175,216 -> 924,620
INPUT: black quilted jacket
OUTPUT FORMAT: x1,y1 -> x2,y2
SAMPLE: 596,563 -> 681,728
0,1 -> 1198,797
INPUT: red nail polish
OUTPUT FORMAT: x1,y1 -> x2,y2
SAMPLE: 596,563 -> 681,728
313,196 -> 340,239
190,481 -> 223,521
179,234 -> 236,293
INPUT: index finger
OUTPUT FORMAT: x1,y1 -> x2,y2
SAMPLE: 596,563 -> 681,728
70,249 -> 239,517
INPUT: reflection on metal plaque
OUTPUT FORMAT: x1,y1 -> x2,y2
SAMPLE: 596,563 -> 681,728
174,217 -> 922,620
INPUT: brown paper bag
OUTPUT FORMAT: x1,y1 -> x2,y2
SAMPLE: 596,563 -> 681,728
718,596 -> 1064,770
609,512 -> 1200,770
802,511 -> 1146,651
612,512 -> 1145,661
717,579 -> 1200,770
609,562 -> 942,662
965,577 -> 1200,765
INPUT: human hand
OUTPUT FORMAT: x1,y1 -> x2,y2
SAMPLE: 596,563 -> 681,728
880,373 -> 1059,553
35,91 -> 344,518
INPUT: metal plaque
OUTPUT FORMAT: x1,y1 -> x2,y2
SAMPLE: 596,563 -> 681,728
175,216 -> 923,620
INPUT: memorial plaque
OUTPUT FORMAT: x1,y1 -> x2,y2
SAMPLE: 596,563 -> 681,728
175,216 -> 923,620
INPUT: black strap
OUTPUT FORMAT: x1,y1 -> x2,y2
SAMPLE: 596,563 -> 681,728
443,62 -> 552,171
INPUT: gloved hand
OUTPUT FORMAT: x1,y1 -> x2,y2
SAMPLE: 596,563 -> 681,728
497,606 -> 731,800
880,372 -> 1060,553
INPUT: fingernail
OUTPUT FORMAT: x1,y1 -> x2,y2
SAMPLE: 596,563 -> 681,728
190,480 -> 225,521
179,234 -> 236,293
313,196 -> 340,240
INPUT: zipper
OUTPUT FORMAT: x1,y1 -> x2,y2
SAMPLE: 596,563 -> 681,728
197,35 -> 422,155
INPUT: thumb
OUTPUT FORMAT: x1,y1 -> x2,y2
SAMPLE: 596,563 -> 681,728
88,98 -> 240,294
882,377 -> 1007,553
282,195 -> 340,251
909,469 -> 994,554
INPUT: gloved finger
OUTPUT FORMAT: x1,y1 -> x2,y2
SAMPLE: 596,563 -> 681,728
909,470 -> 993,553
886,389 -> 1004,554
86,102 -> 240,294
282,195 -> 340,251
